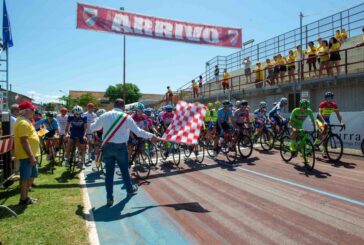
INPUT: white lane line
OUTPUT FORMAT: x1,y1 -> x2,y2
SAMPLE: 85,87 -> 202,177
79,171 -> 100,245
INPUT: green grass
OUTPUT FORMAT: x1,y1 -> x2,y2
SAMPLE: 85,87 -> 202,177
0,162 -> 89,245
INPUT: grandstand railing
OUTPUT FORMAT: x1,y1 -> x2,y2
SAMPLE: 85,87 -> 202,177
176,3 -> 364,94
177,44 -> 364,101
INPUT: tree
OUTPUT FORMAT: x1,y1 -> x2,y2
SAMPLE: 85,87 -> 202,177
45,103 -> 55,111
105,83 -> 142,104
78,93 -> 100,107
59,95 -> 76,108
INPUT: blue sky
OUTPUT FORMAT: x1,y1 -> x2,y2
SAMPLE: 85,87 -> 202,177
4,0 -> 361,103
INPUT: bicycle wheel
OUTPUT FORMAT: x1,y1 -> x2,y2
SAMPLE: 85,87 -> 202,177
69,144 -> 77,173
49,145 -> 55,174
260,130 -> 274,151
57,144 -> 65,165
361,139 -> 364,156
146,143 -> 159,167
303,139 -> 315,171
237,135 -> 253,158
280,136 -> 293,162
205,138 -> 216,158
160,143 -> 168,161
225,143 -> 237,163
182,144 -> 192,159
39,143 -> 44,167
193,143 -> 205,163
134,152 -> 151,180
324,134 -> 343,162
172,144 -> 181,166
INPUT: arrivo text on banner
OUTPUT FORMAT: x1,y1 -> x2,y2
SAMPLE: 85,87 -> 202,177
77,3 -> 242,48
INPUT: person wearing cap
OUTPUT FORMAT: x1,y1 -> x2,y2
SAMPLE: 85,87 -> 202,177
90,99 -> 159,206
84,102 -> 98,162
10,104 -> 19,136
14,101 -> 40,205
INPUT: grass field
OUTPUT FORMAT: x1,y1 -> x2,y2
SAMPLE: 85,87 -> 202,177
0,163 -> 88,245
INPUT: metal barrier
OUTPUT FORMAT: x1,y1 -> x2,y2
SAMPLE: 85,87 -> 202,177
177,3 -> 364,94
178,45 -> 364,101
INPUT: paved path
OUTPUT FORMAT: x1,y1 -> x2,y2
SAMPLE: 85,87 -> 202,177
83,148 -> 364,244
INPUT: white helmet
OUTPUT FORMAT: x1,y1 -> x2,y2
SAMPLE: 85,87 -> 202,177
96,109 -> 106,117
72,105 -> 83,115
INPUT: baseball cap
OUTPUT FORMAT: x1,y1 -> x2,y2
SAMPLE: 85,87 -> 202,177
19,101 -> 36,111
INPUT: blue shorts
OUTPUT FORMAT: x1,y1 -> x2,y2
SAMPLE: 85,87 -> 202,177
270,116 -> 286,126
254,120 -> 264,129
70,135 -> 87,144
19,158 -> 39,181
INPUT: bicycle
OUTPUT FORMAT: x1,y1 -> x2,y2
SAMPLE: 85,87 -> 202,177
280,129 -> 315,171
56,135 -> 66,165
68,138 -> 85,174
270,118 -> 291,142
233,124 -> 253,159
145,140 -> 159,167
253,123 -> 275,151
312,124 -> 344,162
182,141 -> 205,163
129,139 -> 152,180
160,141 -> 181,166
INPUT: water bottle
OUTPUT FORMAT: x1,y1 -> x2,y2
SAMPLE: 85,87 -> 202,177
219,137 -> 224,146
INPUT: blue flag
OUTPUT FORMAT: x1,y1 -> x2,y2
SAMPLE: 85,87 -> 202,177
2,0 -> 13,48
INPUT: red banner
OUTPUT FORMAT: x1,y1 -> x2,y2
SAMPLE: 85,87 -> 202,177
77,3 -> 242,48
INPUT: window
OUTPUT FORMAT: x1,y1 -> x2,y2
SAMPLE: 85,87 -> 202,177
288,93 -> 301,112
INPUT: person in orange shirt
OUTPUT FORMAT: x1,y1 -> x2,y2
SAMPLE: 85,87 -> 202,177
192,80 -> 199,99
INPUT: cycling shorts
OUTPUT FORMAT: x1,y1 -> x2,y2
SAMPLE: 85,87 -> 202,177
216,122 -> 231,135
70,135 -> 87,144
270,116 -> 286,126
44,130 -> 56,140
254,119 -> 264,129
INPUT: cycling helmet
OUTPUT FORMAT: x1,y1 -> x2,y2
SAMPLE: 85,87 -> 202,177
135,102 -> 145,111
215,101 -> 222,107
240,100 -> 248,106
207,102 -> 213,109
280,97 -> 288,104
144,108 -> 152,116
72,105 -> 83,115
96,109 -> 106,117
259,101 -> 267,108
324,91 -> 334,99
222,100 -> 230,106
300,99 -> 310,109
235,100 -> 241,107
165,105 -> 173,112
46,111 -> 54,117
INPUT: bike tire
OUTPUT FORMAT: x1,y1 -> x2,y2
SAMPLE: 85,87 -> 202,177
172,144 -> 181,166
361,139 -> 364,156
134,151 -> 151,180
260,130 -> 274,151
205,138 -> 216,158
194,143 -> 205,163
237,135 -> 253,158
303,139 -> 315,171
160,143 -> 168,161
324,134 -> 343,162
182,144 -> 192,159
280,136 -> 293,162
39,143 -> 44,167
147,143 -> 159,167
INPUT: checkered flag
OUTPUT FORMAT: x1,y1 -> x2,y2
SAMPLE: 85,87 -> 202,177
162,101 -> 206,145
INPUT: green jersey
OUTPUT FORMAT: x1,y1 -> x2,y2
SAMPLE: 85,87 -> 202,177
290,108 -> 314,128
205,109 -> 218,123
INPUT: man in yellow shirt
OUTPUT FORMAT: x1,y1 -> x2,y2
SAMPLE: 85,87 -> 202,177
222,68 -> 230,93
14,101 -> 40,205
340,28 -> 348,43
254,62 -> 264,88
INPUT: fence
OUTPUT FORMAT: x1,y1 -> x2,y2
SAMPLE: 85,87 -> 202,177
178,44 -> 364,101
177,3 -> 364,94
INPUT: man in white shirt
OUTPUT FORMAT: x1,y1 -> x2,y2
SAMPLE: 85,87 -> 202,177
83,103 -> 98,162
10,104 -> 19,136
243,57 -> 252,83
91,99 -> 159,206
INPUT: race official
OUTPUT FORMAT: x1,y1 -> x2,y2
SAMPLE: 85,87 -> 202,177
90,99 -> 159,206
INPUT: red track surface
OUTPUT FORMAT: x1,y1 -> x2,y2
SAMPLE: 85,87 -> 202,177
138,149 -> 364,244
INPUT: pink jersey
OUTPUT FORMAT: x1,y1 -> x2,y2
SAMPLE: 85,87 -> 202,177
132,113 -> 148,129
162,112 -> 174,124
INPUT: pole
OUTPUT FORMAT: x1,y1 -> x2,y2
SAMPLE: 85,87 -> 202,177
123,35 -> 126,102
6,48 -> 9,110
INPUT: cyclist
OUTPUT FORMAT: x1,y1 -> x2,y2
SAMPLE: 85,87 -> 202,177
204,103 -> 214,130
35,112 -> 60,160
233,100 -> 250,130
161,105 -> 174,131
215,101 -> 222,110
56,107 -> 69,147
84,103 -> 98,162
269,97 -> 288,134
65,106 -> 88,167
214,100 -> 233,154
315,91 -> 345,146
144,108 -> 158,134
289,99 -> 316,152
253,101 -> 268,141
93,109 -> 106,166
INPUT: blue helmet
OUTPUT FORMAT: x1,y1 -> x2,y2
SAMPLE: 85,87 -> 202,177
165,105 -> 173,112
144,108 -> 152,116
135,102 -> 145,111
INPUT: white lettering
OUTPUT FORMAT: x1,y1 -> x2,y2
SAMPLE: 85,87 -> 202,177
174,24 -> 184,40
202,28 -> 220,43
111,14 -> 132,33
133,17 -> 153,36
155,21 -> 173,38
185,26 -> 202,42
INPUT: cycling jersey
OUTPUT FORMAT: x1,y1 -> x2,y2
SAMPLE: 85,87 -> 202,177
269,102 -> 284,117
233,108 -> 250,124
68,116 -> 87,140
205,109 -> 218,123
132,113 -> 148,129
35,118 -> 59,132
254,108 -> 267,122
162,112 -> 174,125
56,114 -> 68,135
83,111 -> 98,134
217,108 -> 233,123
318,101 -> 338,123
290,108 -> 314,128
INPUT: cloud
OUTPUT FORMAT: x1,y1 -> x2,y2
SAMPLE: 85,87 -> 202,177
25,91 -> 63,104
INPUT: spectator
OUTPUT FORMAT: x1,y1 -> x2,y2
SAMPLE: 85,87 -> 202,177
340,28 -> 348,42
306,41 -> 317,78
10,104 -> 19,136
222,68 -> 230,93
254,62 -> 264,88
243,57 -> 252,83
265,58 -> 275,85
90,99 -> 159,206
277,54 -> 287,83
295,45 -> 305,80
273,55 -> 280,84
214,65 -> 220,82
286,50 -> 296,83
192,79 -> 198,98
356,26 -> 364,47
14,101 -> 40,205
198,75 -> 203,97
335,30 -> 341,41
316,38 -> 323,64
318,40 -> 332,78
165,86 -> 173,105
329,37 -> 341,75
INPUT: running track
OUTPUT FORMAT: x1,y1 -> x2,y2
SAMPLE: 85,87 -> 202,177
83,149 -> 364,244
